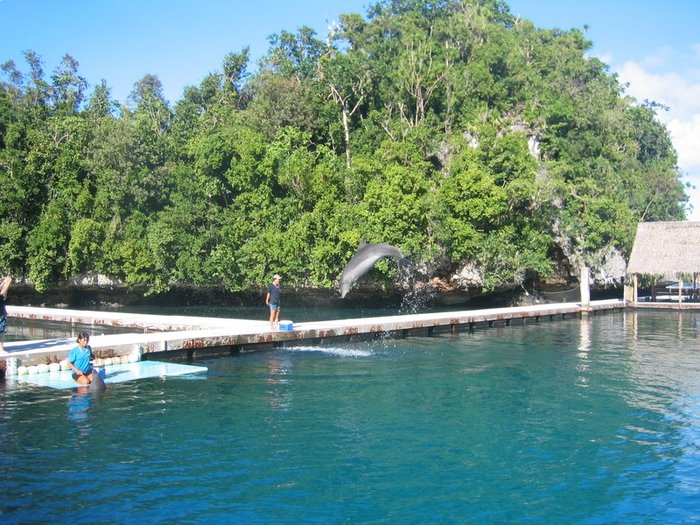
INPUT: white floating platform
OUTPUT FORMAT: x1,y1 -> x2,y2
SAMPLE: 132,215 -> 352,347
3,300 -> 627,367
8,360 -> 207,389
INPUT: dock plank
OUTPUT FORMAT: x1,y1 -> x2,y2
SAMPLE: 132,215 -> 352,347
3,300 -> 625,368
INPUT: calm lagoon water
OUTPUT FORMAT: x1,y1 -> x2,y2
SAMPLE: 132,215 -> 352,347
1,310 -> 700,524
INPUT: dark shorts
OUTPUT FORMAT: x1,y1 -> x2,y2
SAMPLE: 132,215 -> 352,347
72,368 -> 93,380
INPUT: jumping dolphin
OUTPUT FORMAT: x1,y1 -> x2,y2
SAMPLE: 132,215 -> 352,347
339,240 -> 411,298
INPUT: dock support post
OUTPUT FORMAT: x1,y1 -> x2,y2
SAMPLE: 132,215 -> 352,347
624,275 -> 637,303
580,265 -> 591,312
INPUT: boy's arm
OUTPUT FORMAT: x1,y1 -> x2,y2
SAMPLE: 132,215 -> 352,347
0,276 -> 11,296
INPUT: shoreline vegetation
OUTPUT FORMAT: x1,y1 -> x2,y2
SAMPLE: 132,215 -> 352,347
0,0 -> 686,302
9,281 -> 614,311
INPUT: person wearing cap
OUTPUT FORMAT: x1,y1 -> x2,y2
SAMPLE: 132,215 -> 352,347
266,274 -> 282,329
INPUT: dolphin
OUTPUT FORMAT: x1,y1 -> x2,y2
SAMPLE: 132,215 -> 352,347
90,367 -> 107,395
339,240 -> 411,298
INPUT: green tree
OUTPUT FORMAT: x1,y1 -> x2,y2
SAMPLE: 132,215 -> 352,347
0,2 -> 689,297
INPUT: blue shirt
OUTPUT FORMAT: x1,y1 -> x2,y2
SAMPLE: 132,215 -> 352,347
68,345 -> 93,374
268,283 -> 281,305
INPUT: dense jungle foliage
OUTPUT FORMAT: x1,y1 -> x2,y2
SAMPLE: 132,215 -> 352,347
0,0 -> 687,296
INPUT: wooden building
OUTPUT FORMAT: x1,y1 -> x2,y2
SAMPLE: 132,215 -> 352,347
625,221 -> 700,303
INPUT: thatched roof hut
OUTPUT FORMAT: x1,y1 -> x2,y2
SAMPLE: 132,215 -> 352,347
627,221 -> 700,277
626,221 -> 700,303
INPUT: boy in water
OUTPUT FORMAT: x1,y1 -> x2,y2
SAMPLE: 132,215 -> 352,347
66,332 -> 96,385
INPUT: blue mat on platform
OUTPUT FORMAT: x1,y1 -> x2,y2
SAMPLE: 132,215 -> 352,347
10,361 -> 208,389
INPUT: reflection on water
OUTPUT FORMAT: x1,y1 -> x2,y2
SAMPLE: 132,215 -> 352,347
265,353 -> 293,411
67,389 -> 93,446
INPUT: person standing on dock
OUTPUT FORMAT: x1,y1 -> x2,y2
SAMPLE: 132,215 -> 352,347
67,332 -> 96,385
0,276 -> 11,353
266,274 -> 282,330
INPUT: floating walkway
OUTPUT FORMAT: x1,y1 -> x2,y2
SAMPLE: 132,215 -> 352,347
7,360 -> 208,389
3,300 -> 625,371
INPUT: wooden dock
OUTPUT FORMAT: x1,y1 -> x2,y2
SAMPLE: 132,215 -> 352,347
2,300 -> 625,369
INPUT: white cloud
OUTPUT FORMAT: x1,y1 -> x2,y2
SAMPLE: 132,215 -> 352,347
593,52 -> 614,66
666,115 -> 700,170
615,54 -> 700,220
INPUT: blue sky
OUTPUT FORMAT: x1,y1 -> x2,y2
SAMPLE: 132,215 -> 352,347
2,0 -> 700,219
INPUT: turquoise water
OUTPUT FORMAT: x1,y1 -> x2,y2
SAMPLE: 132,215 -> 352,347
1,310 -> 699,524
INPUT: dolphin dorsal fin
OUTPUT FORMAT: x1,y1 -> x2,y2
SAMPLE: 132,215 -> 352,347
359,238 -> 367,248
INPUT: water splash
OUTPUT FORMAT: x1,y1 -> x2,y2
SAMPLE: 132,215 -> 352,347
398,264 -> 437,314
286,346 -> 373,358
